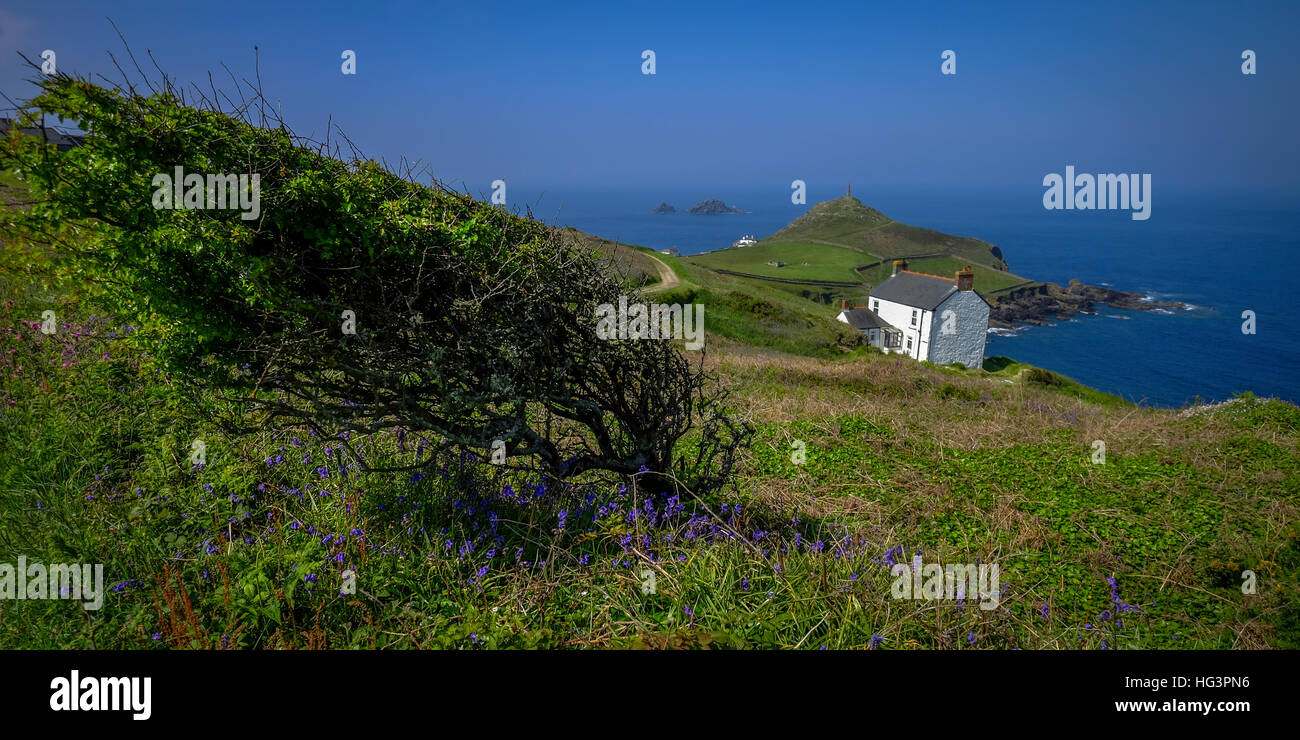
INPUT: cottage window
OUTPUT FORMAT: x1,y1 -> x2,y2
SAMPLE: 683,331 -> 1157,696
872,300 -> 879,313
906,336 -> 913,351
910,309 -> 918,327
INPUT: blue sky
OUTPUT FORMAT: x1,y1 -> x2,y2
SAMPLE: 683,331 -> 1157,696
1,0 -> 1297,189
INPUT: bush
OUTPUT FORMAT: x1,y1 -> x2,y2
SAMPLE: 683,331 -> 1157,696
0,71 -> 751,497
937,382 -> 980,402
1025,367 -> 1064,387
982,356 -> 1017,373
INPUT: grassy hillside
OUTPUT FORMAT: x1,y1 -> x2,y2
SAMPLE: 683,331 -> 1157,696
757,195 -> 1010,268
3,250 -> 1297,648
666,196 -> 1037,353
686,241 -> 869,283
561,227 -> 661,289
1,165 -> 1296,651
686,196 -> 1023,287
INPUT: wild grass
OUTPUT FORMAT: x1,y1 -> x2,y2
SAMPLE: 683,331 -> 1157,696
2,264 -> 1296,649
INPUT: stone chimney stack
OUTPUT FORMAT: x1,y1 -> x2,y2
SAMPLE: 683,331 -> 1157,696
841,298 -> 851,311
956,265 -> 974,291
892,259 -> 907,276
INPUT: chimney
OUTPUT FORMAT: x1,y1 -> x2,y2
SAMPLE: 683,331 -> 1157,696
841,298 -> 851,311
956,265 -> 974,291
892,259 -> 907,276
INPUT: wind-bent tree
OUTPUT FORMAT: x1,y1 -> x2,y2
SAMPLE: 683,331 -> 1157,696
0,69 -> 751,497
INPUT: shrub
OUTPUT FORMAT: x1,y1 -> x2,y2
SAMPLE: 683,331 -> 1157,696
0,70 -> 751,497
982,356 -> 1017,373
1025,367 -> 1064,387
937,382 -> 980,402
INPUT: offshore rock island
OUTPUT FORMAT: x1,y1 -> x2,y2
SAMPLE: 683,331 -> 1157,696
686,199 -> 749,214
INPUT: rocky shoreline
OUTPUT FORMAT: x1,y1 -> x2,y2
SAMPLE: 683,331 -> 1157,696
989,279 -> 1188,329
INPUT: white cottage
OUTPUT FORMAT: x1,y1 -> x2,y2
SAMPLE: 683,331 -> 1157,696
837,261 -> 991,368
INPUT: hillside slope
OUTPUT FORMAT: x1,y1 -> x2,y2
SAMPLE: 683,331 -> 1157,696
683,196 -> 1032,328
760,195 -> 1009,270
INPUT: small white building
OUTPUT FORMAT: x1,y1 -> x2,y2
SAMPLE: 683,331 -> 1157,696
837,261 -> 990,368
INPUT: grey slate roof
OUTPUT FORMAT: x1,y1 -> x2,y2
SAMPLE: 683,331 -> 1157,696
0,118 -> 86,151
870,272 -> 958,311
839,308 -> 895,331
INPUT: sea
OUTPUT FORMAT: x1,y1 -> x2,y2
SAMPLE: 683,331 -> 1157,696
505,183 -> 1300,408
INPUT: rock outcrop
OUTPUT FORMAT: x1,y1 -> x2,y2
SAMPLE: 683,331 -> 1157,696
989,279 -> 1186,328
687,199 -> 748,215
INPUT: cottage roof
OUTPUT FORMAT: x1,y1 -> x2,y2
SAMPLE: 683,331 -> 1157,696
0,118 -> 86,150
839,308 -> 895,331
870,271 -> 959,311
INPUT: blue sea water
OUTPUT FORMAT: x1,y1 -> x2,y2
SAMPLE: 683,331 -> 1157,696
507,184 -> 1299,408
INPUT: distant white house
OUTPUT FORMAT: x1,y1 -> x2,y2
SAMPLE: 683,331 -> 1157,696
837,261 -> 990,368
733,235 -> 757,247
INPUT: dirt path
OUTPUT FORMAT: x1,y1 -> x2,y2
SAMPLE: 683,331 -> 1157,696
643,253 -> 681,293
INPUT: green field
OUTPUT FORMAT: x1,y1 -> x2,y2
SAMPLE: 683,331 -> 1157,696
688,241 -> 869,283
857,255 -> 1031,296
680,248 -> 1031,334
